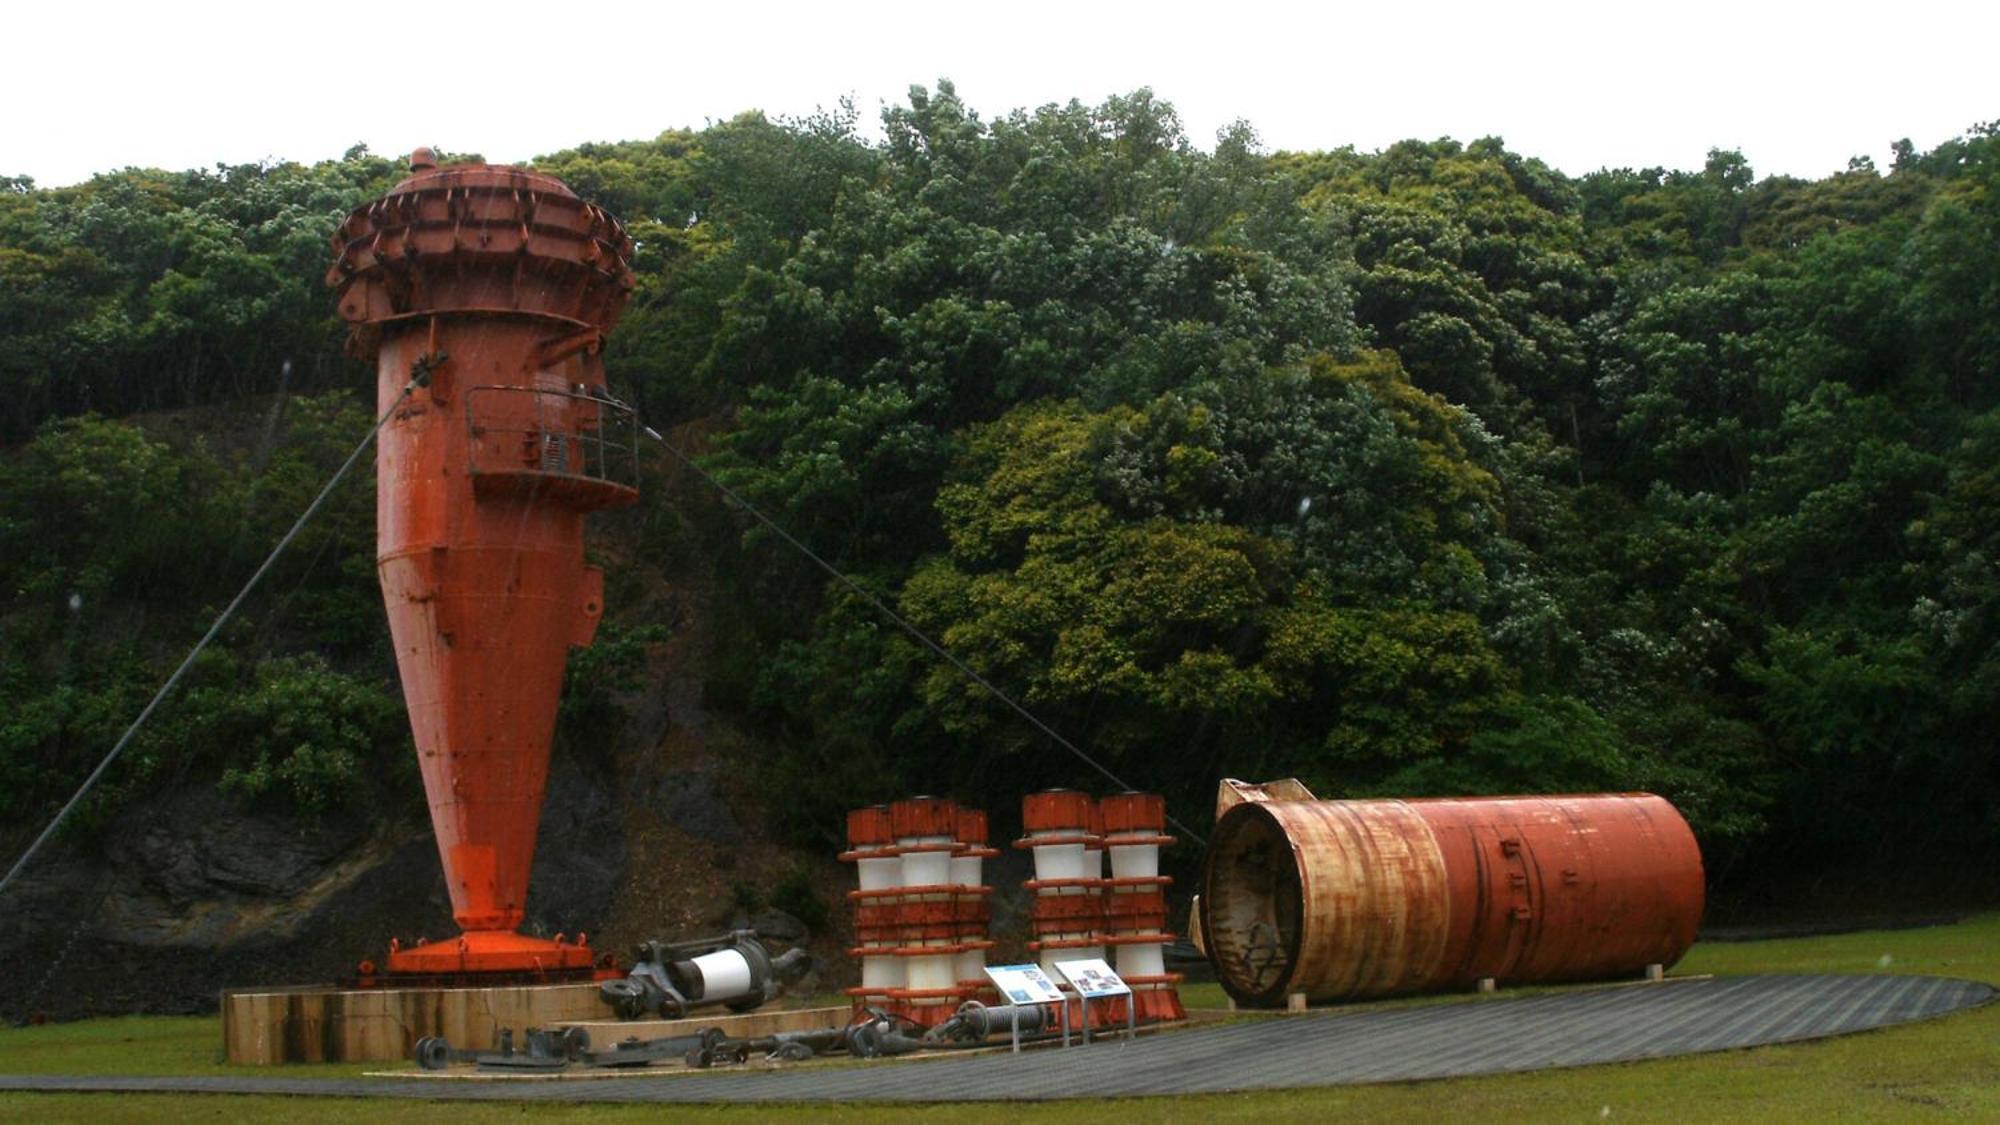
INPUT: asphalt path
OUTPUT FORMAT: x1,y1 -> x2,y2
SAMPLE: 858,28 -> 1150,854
2,973 -> 1988,1104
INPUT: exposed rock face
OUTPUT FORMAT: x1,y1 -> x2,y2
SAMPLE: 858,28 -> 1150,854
651,770 -> 744,844
0,752 -> 626,1022
638,631 -> 745,845
94,789 -> 382,948
525,755 -> 628,937
748,908 -> 807,942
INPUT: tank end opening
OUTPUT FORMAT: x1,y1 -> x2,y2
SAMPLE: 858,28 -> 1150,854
1202,804 -> 1304,1008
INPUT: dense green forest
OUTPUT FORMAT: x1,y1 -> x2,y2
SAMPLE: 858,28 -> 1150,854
3,85 -> 1996,885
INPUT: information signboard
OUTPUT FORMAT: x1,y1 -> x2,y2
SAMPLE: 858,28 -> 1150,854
982,964 -> 1070,1052
1056,958 -> 1135,1044
984,963 -> 1066,1006
1054,958 -> 1130,998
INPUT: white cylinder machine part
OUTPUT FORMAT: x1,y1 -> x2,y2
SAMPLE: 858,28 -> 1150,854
599,932 -> 811,1020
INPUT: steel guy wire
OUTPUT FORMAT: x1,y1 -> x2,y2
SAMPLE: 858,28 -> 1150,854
0,374 -> 425,904
641,424 -> 1209,846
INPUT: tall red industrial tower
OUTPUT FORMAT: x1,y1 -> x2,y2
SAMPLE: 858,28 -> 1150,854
327,149 -> 637,977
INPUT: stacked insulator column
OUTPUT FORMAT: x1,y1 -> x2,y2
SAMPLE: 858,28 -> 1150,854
1017,790 -> 1107,1022
838,806 -> 902,1011
839,797 -> 994,1028
1100,792 -> 1186,1022
952,807 -> 999,1002
890,797 -> 963,1027
1080,796 -> 1130,1026
847,790 -> 1181,1030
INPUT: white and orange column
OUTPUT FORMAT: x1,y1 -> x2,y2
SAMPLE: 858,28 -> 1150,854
1017,789 -> 1106,1027
839,805 -> 903,1013
887,796 -> 965,1028
951,805 -> 998,1006
1099,791 -> 1184,1023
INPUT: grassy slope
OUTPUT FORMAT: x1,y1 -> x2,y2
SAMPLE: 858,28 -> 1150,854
3,916 -> 1998,1122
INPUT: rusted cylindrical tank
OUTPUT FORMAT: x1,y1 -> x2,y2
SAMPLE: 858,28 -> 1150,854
327,149 -> 637,976
1201,793 -> 1704,1006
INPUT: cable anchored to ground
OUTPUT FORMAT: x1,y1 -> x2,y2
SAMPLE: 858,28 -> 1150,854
641,425 -> 1209,847
0,375 -> 426,905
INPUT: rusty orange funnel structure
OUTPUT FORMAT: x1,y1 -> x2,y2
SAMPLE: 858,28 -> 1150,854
328,149 -> 637,978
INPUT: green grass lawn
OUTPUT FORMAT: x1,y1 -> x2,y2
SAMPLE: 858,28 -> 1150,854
5,915 -> 1998,1122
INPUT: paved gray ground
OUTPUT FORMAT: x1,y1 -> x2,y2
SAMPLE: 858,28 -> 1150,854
3,974 -> 1989,1104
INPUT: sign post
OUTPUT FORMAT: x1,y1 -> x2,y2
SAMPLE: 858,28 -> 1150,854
1055,958 -> 1135,1047
983,964 -> 1067,1054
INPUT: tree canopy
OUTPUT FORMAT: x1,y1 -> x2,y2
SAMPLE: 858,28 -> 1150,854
3,96 -> 1996,882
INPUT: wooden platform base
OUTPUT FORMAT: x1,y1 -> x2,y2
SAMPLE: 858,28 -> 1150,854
222,980 -> 857,1066
224,980 -> 612,1065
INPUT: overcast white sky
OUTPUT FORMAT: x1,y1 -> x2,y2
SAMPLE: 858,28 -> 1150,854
6,1 -> 1994,188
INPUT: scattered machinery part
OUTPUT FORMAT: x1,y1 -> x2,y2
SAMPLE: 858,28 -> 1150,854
599,930 -> 812,1020
886,796 -> 975,1026
412,1035 -> 462,1071
1098,791 -> 1186,1023
413,1026 -> 591,1072
839,1009 -> 931,1059
578,1028 -> 725,1068
949,806 -> 1000,1001
475,1027 -> 573,1073
411,1006 -> 1006,1075
683,1027 -> 852,1068
923,999 -> 1056,1044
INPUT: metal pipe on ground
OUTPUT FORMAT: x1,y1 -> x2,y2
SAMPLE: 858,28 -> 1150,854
924,1000 -> 1056,1043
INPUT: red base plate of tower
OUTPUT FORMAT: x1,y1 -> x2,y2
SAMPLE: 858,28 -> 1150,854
353,931 -> 619,989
